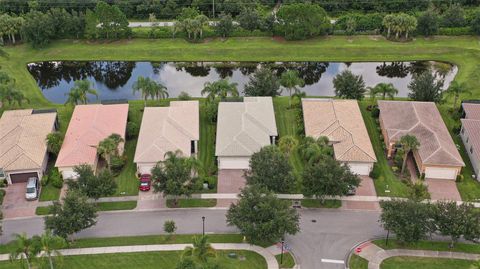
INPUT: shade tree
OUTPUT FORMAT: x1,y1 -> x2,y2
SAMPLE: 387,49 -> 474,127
408,72 -> 444,102
333,70 -> 366,100
244,67 -> 281,97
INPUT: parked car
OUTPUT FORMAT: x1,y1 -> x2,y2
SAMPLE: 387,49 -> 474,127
25,177 -> 39,200
139,174 -> 151,192
347,185 -> 356,196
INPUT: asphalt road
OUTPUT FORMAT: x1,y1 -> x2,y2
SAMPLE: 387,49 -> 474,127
1,208 -> 384,269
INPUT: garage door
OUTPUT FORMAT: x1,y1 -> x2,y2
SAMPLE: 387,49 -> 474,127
10,172 -> 39,184
59,168 -> 78,179
347,162 -> 372,176
137,164 -> 155,175
218,157 -> 250,170
425,167 -> 458,180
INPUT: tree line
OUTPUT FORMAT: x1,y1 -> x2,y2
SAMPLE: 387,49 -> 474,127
1,0 -> 479,19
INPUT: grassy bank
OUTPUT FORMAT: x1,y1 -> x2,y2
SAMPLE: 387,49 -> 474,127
373,239 -> 480,254
380,256 -> 474,269
1,250 -> 267,269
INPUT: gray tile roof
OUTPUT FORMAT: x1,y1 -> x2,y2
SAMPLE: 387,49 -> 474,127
215,97 -> 277,157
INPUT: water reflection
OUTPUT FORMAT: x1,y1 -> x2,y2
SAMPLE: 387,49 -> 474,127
26,61 -> 457,104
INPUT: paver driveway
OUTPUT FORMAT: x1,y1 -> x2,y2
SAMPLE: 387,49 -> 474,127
216,169 -> 246,207
342,176 -> 380,211
2,183 -> 39,219
426,178 -> 461,201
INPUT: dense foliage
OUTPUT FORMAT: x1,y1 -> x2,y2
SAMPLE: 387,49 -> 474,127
276,3 -> 330,40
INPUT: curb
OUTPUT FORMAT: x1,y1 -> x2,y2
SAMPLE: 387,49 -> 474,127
344,237 -> 383,269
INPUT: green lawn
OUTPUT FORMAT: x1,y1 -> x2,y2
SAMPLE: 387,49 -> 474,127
198,99 -> 218,179
301,199 -> 341,208
1,250 -> 267,269
0,234 -> 245,254
36,201 -> 137,215
349,254 -> 369,269
166,198 -> 217,208
359,101 -> 410,197
373,239 -> 480,254
39,183 -> 61,201
380,256 -> 475,269
275,252 -> 295,268
273,97 -> 304,184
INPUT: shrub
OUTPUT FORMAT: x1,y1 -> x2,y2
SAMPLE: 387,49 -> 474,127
371,107 -> 380,118
369,163 -> 381,179
110,155 -> 126,174
41,175 -> 49,186
178,91 -> 192,100
438,27 -> 472,35
50,168 -> 63,189
456,174 -> 464,182
335,13 -> 384,32
126,121 -> 139,139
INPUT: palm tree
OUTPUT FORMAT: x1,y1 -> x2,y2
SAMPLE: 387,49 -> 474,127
151,80 -> 169,101
0,82 -> 29,106
133,76 -> 154,107
280,70 -> 305,107
300,136 -> 332,165
367,86 -> 378,105
278,135 -> 298,155
372,83 -> 398,100
46,132 -> 64,156
9,233 -> 39,269
444,81 -> 470,109
97,136 -> 118,170
172,20 -> 183,38
201,79 -> 238,101
195,15 -> 209,39
34,230 -> 66,269
182,235 -> 216,263
382,14 -> 395,38
73,79 -> 98,104
399,134 -> 420,175
64,88 -> 83,105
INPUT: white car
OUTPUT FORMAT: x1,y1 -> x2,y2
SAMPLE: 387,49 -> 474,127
25,177 -> 39,200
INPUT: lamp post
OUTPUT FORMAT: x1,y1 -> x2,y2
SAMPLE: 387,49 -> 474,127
202,216 -> 205,236
280,238 -> 285,265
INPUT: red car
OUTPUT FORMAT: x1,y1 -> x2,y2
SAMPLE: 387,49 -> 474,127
139,174 -> 151,191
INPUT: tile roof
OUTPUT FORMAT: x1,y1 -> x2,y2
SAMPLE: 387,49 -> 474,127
134,101 -> 199,163
215,97 -> 277,157
302,99 -> 377,163
55,104 -> 129,167
461,118 -> 480,161
0,109 -> 57,172
378,100 -> 464,167
462,103 -> 480,120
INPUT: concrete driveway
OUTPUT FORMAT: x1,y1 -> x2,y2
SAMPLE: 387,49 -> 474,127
342,176 -> 380,211
217,170 -> 246,207
2,183 -> 39,219
425,179 -> 462,201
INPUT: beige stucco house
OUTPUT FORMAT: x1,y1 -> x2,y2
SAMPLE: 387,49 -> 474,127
460,103 -> 480,180
215,97 -> 278,170
0,109 -> 57,184
134,101 -> 199,175
378,100 -> 464,180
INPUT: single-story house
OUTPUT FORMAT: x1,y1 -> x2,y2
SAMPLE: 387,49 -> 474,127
134,101 -> 200,175
302,99 -> 377,175
460,103 -> 480,180
0,109 -> 57,184
55,104 -> 129,179
378,100 -> 464,180
215,97 -> 278,170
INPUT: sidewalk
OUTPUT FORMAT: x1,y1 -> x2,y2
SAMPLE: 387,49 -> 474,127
356,242 -> 480,269
0,243 -> 279,269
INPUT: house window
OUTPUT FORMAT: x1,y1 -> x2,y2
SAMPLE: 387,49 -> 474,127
191,141 -> 195,154
461,127 -> 465,134
466,137 -> 469,143
471,146 -> 474,154
0,168 -> 4,178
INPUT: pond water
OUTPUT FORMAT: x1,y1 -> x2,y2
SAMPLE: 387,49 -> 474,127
27,61 -> 457,104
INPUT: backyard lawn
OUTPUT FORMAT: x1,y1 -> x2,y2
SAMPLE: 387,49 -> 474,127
380,256 -> 475,269
1,250 -> 267,269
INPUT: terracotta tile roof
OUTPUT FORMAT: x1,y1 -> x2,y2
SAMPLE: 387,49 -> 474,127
378,100 -> 464,167
55,104 -> 129,167
134,101 -> 199,163
462,103 -> 480,120
302,99 -> 377,163
0,109 -> 57,172
215,97 -> 277,157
